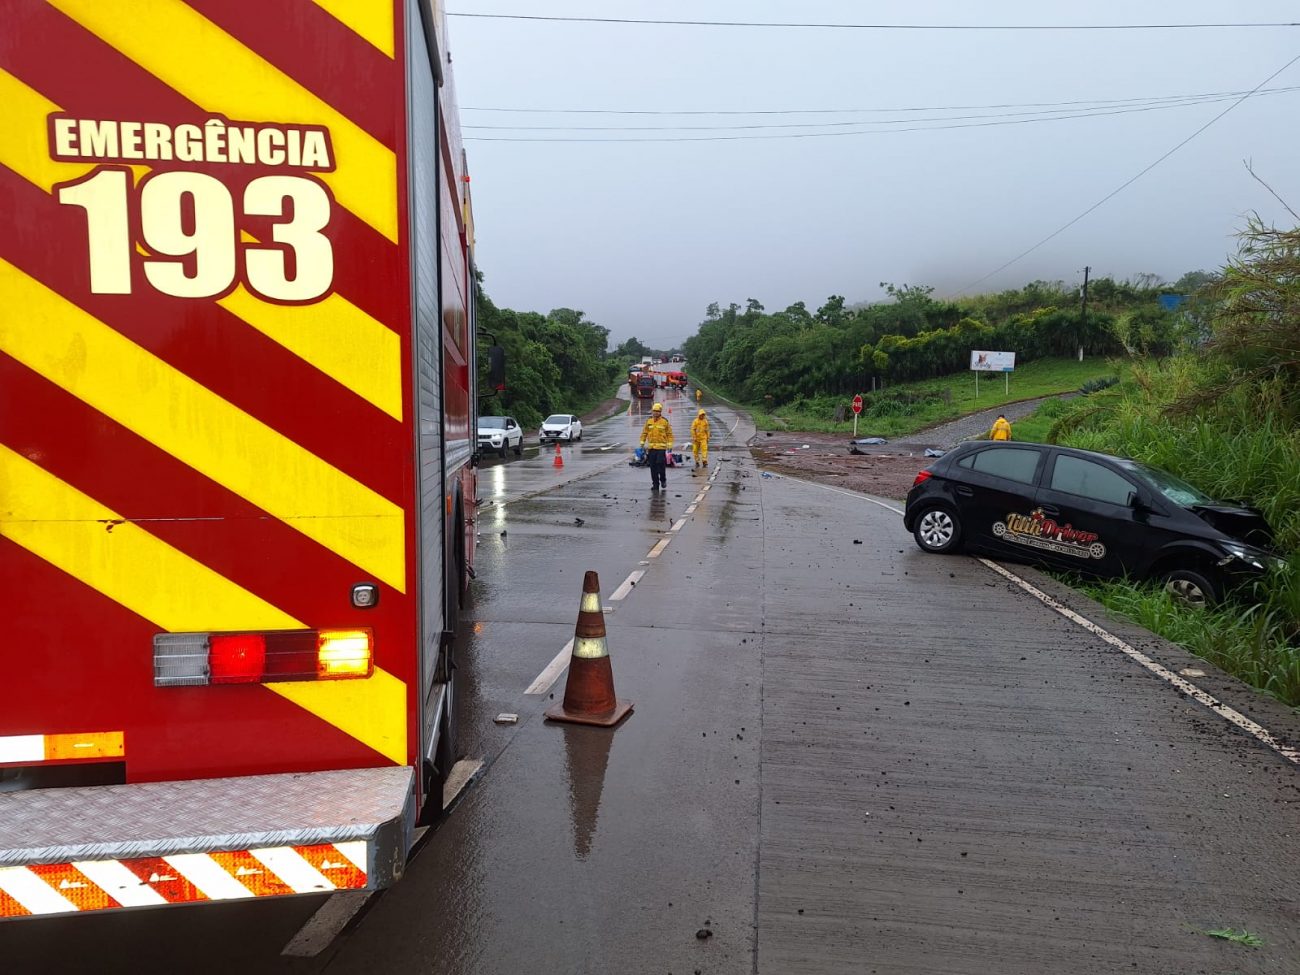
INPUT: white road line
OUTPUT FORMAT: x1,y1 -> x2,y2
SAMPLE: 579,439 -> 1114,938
979,559 -> 1300,766
443,758 -> 484,808
609,570 -> 644,601
282,891 -> 372,957
685,504 -> 697,514
526,639 -> 574,695
670,518 -> 687,533
778,475 -> 1298,766
648,538 -> 671,559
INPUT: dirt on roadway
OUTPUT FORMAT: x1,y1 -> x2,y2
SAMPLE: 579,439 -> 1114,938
752,432 -> 928,501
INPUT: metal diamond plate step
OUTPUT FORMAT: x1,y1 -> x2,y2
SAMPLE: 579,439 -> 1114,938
0,766 -> 415,876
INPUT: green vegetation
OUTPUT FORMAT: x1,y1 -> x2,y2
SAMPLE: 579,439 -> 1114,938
1017,221 -> 1299,705
1203,928 -> 1264,948
474,279 -> 626,427
682,276 -> 1169,409
741,357 -> 1119,436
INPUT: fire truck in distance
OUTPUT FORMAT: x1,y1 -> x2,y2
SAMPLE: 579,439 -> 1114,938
0,1 -> 493,917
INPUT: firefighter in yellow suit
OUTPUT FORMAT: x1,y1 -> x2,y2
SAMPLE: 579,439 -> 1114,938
691,409 -> 711,470
639,402 -> 674,490
990,414 -> 1012,441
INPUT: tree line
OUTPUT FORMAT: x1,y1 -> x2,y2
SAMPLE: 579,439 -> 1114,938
683,272 -> 1211,405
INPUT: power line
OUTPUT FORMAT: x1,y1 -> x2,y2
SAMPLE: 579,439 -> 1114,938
464,88 -> 1297,141
448,12 -> 1298,31
950,52 -> 1300,296
463,88 -> 1298,132
462,85 -> 1300,116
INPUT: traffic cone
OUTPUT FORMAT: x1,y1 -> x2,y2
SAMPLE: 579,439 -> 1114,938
553,441 -> 564,468
545,571 -> 633,727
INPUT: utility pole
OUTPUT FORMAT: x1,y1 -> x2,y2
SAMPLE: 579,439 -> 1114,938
1078,265 -> 1090,361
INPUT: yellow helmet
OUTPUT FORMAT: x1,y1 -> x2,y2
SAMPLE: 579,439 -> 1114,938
698,409 -> 706,416
652,402 -> 663,412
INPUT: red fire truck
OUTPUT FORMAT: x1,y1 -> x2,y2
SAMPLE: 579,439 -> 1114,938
0,1 -> 484,916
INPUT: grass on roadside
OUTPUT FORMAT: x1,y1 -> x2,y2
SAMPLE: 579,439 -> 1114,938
1080,572 -> 1300,708
731,357 -> 1122,437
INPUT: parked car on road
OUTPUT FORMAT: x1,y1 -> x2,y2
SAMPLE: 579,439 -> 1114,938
904,441 -> 1281,606
478,415 -> 523,457
539,414 -> 583,443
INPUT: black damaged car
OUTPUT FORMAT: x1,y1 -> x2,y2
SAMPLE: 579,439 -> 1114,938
903,441 -> 1281,606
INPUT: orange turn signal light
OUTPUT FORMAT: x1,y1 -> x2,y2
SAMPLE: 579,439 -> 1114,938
316,629 -> 374,679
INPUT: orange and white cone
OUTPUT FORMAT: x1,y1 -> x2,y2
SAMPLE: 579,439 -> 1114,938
553,441 -> 564,468
545,571 -> 633,727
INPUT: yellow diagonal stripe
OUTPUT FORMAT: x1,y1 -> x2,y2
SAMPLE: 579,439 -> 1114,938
312,0 -> 395,58
0,445 -> 407,764
0,258 -> 406,591
0,68 -> 402,420
218,287 -> 403,421
0,69 -> 90,190
50,0 -> 399,242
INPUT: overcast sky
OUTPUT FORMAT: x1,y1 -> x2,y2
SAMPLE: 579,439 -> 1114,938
448,2 -> 1300,347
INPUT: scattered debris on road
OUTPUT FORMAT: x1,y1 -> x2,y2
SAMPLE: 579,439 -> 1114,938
493,713 -> 519,725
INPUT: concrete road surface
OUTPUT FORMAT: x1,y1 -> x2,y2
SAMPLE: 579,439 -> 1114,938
2,388 -> 1296,974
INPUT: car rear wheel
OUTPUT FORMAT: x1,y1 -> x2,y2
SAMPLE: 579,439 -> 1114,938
1163,568 -> 1219,608
914,507 -> 962,554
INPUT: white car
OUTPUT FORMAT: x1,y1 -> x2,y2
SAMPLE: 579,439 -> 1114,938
539,413 -> 582,443
478,415 -> 523,457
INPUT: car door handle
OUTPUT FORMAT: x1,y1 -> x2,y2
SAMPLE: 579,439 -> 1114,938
955,486 -> 974,497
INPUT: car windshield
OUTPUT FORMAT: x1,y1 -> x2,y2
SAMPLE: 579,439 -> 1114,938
544,415 -> 570,425
1129,462 -> 1215,507
479,416 -> 505,429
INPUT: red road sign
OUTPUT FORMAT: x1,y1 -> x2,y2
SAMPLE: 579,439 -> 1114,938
851,394 -> 863,415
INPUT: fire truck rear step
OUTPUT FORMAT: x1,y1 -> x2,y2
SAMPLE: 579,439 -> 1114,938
0,767 -> 414,916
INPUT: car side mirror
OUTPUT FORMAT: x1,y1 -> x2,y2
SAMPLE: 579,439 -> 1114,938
488,346 -> 506,391
1128,491 -> 1148,511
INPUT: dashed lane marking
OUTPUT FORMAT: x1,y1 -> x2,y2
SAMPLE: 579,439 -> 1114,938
685,504 -> 697,514
647,538 -> 670,559
670,518 -> 687,533
525,639 -> 574,696
780,476 -> 1300,767
609,570 -> 644,601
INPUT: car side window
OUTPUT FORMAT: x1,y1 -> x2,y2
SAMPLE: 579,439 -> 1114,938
955,446 -> 1041,485
1049,455 -> 1136,505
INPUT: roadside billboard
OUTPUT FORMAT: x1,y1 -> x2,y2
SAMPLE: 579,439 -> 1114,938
970,350 -> 1016,372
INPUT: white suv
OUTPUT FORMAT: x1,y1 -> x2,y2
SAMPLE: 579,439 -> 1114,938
539,414 -> 582,443
478,415 -> 523,457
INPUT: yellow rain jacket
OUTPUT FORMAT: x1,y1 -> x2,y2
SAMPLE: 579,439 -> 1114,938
691,415 -> 710,442
990,417 -> 1012,441
640,415 -> 674,450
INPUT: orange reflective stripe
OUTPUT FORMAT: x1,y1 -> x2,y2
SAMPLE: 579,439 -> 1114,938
26,864 -> 120,913
43,731 -> 125,762
207,850 -> 296,898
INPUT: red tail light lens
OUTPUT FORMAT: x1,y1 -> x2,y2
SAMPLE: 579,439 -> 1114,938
912,470 -> 933,487
208,634 -> 267,684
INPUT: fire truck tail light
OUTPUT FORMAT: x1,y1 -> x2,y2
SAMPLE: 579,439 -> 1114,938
209,633 -> 267,684
317,629 -> 374,679
153,629 -> 374,686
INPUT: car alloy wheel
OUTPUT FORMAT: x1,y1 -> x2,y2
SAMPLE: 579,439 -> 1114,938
1164,569 -> 1217,608
917,509 -> 957,552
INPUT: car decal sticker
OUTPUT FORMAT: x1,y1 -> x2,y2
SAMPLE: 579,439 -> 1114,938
993,508 -> 1107,560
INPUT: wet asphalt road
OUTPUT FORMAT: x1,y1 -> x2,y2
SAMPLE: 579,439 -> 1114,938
2,385 -> 1298,973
